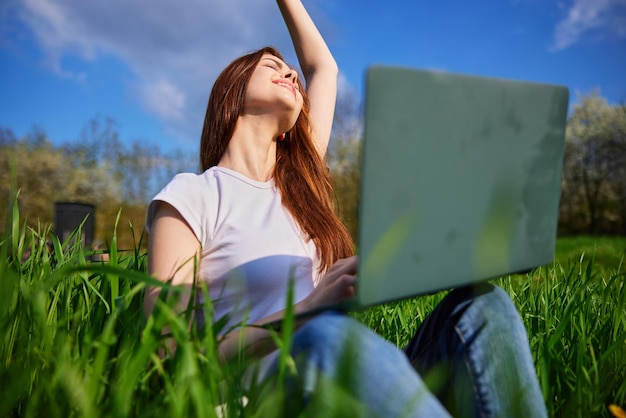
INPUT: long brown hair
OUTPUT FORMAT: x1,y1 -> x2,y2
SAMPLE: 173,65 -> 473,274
200,47 -> 354,273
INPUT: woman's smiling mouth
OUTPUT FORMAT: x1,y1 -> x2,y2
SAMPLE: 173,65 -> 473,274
273,80 -> 297,98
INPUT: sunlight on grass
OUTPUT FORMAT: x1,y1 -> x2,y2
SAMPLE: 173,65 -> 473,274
1,197 -> 625,417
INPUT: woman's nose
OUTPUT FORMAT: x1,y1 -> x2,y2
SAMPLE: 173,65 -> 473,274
284,69 -> 298,83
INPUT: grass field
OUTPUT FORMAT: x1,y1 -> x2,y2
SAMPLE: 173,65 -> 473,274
358,235 -> 626,417
1,204 -> 624,417
555,236 -> 626,274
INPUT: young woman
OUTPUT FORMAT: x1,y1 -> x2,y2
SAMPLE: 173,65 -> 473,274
145,1 -> 547,416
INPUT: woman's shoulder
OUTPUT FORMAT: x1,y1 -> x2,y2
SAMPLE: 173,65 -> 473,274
152,167 -> 273,211
161,167 -> 233,194
146,168 -> 223,240
169,167 -> 217,186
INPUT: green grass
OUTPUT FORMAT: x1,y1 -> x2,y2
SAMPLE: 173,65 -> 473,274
1,198 -> 625,417
357,238 -> 626,418
555,236 -> 626,275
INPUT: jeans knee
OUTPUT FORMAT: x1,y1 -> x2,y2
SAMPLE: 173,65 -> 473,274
291,311 -> 361,359
478,284 -> 520,319
288,311 -> 375,382
294,311 -> 349,343
456,283 -> 529,347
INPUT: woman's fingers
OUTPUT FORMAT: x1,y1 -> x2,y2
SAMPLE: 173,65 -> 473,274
320,270 -> 357,301
301,256 -> 358,310
326,256 -> 358,277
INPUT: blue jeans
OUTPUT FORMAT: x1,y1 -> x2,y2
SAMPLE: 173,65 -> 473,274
268,283 -> 547,417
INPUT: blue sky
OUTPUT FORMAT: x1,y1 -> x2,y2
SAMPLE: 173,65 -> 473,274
1,0 -> 625,154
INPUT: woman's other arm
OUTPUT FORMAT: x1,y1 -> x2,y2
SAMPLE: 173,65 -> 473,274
146,205 -> 357,364
145,202 -> 201,320
216,256 -> 357,363
277,0 -> 338,157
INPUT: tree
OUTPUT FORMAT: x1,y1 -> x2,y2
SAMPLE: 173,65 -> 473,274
0,126 -> 123,238
1,127 -> 68,229
327,88 -> 363,241
559,92 -> 626,234
0,116 -> 198,248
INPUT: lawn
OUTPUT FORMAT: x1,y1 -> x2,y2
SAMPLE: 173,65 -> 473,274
1,206 -> 624,417
358,235 -> 626,417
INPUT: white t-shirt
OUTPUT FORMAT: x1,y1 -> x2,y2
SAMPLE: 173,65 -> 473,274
146,166 -> 320,332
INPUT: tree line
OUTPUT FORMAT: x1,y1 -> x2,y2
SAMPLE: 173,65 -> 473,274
1,92 -> 624,250
558,92 -> 626,235
0,117 -> 196,249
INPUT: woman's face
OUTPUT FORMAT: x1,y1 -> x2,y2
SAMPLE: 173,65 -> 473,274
243,54 -> 303,130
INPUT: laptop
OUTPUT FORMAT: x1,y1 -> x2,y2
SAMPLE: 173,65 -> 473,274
346,65 -> 569,310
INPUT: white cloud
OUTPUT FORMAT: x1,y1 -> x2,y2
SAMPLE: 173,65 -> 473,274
551,0 -> 626,51
13,0 -> 312,143
135,79 -> 186,123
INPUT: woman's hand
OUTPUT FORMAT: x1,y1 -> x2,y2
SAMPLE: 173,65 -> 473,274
216,256 -> 357,362
300,256 -> 358,312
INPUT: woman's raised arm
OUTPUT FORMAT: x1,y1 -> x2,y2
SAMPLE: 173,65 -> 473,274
277,0 -> 338,157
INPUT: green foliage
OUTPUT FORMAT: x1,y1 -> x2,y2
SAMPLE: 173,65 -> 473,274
555,236 -> 626,276
1,203 -> 228,417
1,201 -> 625,416
357,241 -> 626,418
328,135 -> 361,241
0,128 -> 118,230
503,262 -> 626,417
559,93 -> 626,235
328,89 -> 362,241
0,118 -> 196,250
0,202 -> 366,417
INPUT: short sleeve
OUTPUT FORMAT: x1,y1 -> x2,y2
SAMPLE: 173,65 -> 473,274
146,173 -> 210,244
